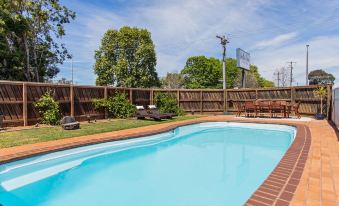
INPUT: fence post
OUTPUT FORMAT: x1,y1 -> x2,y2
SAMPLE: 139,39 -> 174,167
177,90 -> 180,108
225,89 -> 228,113
129,89 -> 133,103
291,87 -> 296,105
326,85 -> 331,119
150,89 -> 154,105
70,85 -> 74,117
200,90 -> 203,114
104,86 -> 108,119
23,83 -> 28,126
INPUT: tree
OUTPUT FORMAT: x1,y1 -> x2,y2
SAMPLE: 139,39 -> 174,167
308,69 -> 335,85
161,72 -> 184,89
0,0 -> 75,82
314,86 -> 327,115
94,26 -> 160,88
241,65 -> 274,88
181,56 -> 222,89
181,56 -> 241,89
274,67 -> 290,87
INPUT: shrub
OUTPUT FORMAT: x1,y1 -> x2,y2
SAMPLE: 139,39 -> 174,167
93,93 -> 135,118
154,93 -> 184,116
34,90 -> 61,125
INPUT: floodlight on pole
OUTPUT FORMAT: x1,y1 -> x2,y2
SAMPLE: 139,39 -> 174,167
216,35 -> 229,89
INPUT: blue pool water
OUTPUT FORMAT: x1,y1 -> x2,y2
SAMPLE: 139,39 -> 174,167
0,122 -> 295,206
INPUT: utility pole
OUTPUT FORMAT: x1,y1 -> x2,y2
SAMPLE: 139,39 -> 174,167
274,70 -> 281,87
216,35 -> 229,89
287,61 -> 296,86
306,45 -> 309,86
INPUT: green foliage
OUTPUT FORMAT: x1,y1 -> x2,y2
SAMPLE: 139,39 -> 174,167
34,90 -> 61,125
248,65 -> 274,88
94,26 -> 160,87
314,86 -> 327,114
181,56 -> 223,89
308,69 -> 335,85
161,72 -> 185,89
154,93 -> 184,116
93,93 -> 135,118
0,0 -> 75,82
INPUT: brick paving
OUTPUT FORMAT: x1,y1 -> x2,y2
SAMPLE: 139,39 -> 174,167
0,115 -> 338,205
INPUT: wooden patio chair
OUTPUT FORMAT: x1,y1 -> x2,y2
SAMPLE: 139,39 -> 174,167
258,100 -> 271,117
234,101 -> 244,117
244,101 -> 257,117
291,102 -> 301,119
270,101 -> 284,118
147,105 -> 175,119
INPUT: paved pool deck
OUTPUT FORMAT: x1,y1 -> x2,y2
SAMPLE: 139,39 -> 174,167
0,115 -> 338,206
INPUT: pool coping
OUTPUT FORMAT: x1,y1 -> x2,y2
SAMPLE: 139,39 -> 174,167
0,116 -> 311,206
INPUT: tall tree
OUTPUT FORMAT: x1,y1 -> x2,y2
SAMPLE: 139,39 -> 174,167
308,69 -> 335,85
161,72 -> 184,89
235,65 -> 274,88
181,56 -> 222,89
0,0 -> 75,82
94,26 -> 160,87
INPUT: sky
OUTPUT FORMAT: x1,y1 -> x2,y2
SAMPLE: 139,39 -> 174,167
56,0 -> 339,86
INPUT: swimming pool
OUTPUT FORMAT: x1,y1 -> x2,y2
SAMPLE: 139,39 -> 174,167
0,122 -> 296,206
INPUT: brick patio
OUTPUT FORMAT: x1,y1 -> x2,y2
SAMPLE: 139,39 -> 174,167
0,116 -> 338,205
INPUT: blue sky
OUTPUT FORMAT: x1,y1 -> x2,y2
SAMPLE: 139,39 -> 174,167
57,0 -> 339,86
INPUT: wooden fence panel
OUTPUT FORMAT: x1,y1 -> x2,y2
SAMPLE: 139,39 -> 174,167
74,86 -> 104,120
0,81 -> 332,126
0,82 -> 23,125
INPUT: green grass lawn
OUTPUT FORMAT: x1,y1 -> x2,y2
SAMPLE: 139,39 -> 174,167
0,116 -> 205,149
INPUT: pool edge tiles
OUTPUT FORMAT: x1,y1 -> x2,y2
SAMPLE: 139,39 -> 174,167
245,124 -> 311,206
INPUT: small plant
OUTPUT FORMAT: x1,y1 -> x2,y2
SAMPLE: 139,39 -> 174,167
34,90 -> 61,125
314,86 -> 327,116
154,93 -> 184,116
93,93 -> 135,118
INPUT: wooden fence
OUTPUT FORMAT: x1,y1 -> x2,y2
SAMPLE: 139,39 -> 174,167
0,81 -> 332,126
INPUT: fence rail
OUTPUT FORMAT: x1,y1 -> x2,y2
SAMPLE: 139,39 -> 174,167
0,80 -> 332,126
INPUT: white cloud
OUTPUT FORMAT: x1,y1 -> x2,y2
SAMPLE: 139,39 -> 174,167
57,0 -> 339,85
254,32 -> 298,49
252,35 -> 339,86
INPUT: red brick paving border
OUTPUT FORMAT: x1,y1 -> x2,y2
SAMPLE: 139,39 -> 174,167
0,117 -> 312,206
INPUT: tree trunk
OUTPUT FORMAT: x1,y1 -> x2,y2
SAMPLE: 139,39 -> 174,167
320,97 -> 323,115
23,33 -> 31,81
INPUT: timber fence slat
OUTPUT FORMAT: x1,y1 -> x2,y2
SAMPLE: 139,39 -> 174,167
0,81 -> 332,126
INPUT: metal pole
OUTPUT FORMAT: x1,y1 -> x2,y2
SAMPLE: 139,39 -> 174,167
71,58 -> 74,85
217,35 -> 229,89
222,54 -> 226,89
306,45 -> 309,86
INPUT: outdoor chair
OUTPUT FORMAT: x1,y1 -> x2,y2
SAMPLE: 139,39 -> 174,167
244,101 -> 257,117
291,102 -> 301,119
135,106 -> 167,121
270,101 -> 284,118
147,105 -> 176,119
234,101 -> 244,117
60,116 -> 80,130
135,106 -> 149,120
258,100 -> 271,117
